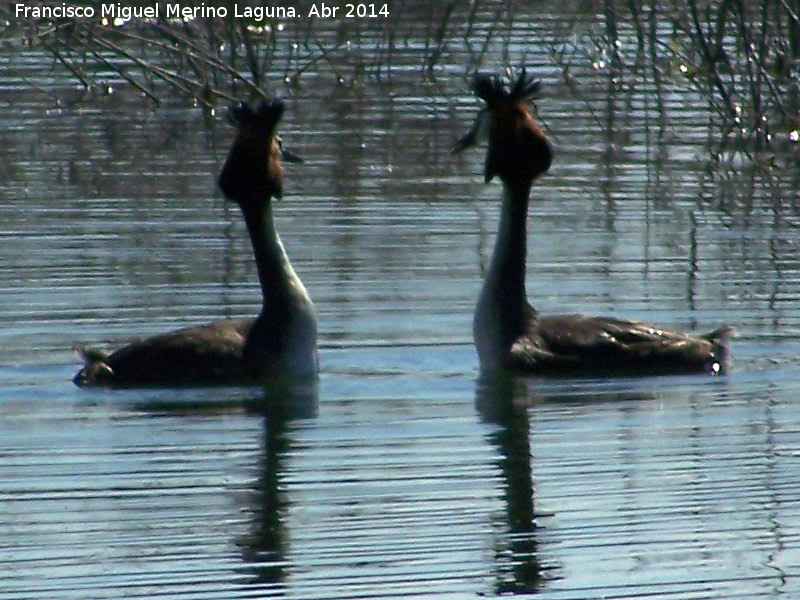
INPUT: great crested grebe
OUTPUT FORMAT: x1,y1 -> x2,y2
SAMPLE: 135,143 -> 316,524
454,70 -> 732,376
74,98 -> 317,387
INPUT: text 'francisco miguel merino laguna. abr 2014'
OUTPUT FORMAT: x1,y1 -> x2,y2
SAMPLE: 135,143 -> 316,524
13,2 -> 390,21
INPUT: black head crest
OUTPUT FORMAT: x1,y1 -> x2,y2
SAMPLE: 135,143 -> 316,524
453,68 -> 551,184
452,69 -> 543,155
474,68 -> 542,106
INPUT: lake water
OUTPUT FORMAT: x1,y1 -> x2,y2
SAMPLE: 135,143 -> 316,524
2,3 -> 800,599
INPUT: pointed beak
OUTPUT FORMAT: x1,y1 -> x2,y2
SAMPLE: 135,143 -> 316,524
451,109 -> 485,154
276,135 -> 303,163
281,147 -> 303,163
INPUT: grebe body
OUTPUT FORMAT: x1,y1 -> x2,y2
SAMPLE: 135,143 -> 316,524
74,99 -> 317,387
456,71 -> 731,376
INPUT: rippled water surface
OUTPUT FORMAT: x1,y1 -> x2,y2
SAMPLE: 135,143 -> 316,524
3,4 -> 800,599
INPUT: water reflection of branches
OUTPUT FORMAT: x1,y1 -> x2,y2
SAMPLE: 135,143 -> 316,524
7,0 -> 800,215
552,0 -> 800,216
2,1 -> 509,105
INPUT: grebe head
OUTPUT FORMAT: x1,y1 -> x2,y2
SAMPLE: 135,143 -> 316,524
218,98 -> 292,205
453,69 -> 552,188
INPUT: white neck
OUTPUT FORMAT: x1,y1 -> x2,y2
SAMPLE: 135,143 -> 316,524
242,202 -> 305,307
241,200 -> 317,377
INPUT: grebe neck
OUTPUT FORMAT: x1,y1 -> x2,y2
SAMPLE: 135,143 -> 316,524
484,179 -> 532,311
474,179 -> 534,369
241,200 -> 308,313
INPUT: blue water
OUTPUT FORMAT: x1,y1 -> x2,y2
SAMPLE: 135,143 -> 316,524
3,3 -> 800,598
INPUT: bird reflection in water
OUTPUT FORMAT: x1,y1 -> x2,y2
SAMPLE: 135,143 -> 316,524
476,373 -> 543,594
476,373 -> 662,593
129,381 -> 317,594
236,380 -> 318,592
